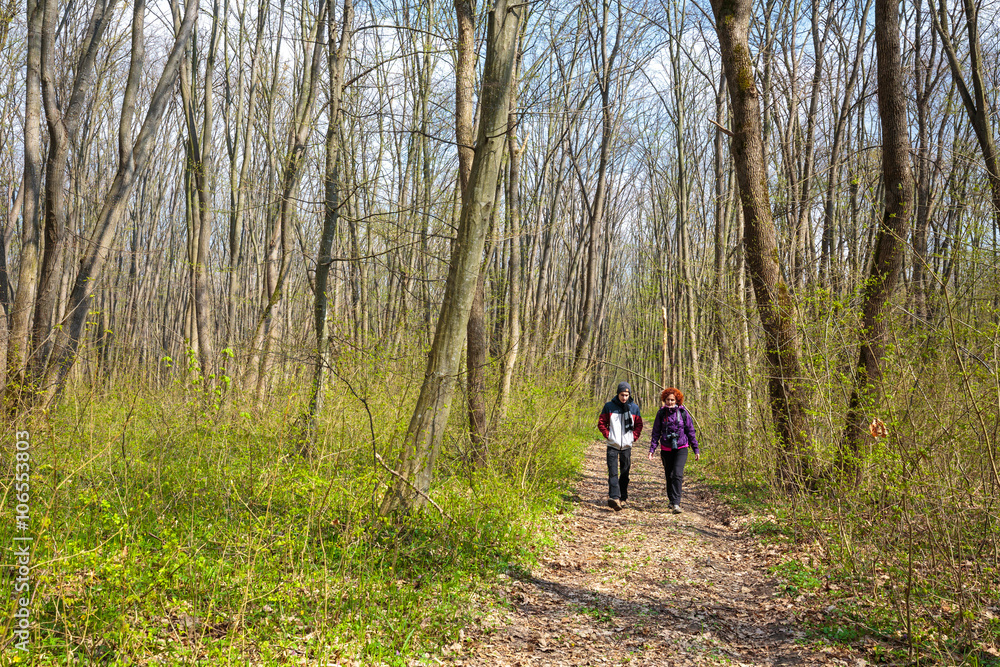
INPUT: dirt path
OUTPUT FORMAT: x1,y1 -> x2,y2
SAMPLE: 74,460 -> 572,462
449,440 -> 868,667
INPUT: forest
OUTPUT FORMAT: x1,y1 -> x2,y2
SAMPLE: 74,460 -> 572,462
0,0 -> 998,663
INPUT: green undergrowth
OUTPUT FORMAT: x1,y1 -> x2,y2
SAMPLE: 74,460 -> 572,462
0,373 -> 593,665
694,455 -> 1000,665
691,302 -> 1000,665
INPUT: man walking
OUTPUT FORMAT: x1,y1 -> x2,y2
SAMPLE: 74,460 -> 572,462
597,381 -> 643,511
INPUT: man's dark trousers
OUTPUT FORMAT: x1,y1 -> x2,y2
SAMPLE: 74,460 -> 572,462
607,446 -> 632,501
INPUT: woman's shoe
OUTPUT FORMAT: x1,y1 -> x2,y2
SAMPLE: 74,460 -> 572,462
671,504 -> 682,514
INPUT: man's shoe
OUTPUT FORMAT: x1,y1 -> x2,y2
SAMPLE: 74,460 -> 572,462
608,498 -> 622,511
672,504 -> 682,514
620,500 -> 628,508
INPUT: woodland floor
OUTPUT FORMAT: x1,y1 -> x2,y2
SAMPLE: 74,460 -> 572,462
439,440 -> 871,667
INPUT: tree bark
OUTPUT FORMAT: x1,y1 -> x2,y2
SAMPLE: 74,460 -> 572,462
912,0 -> 944,320
176,0 -> 220,378
840,0 -> 915,475
247,0 -> 328,398
31,0 -> 119,380
305,0 -> 353,453
711,0 -> 814,487
821,0 -> 870,289
571,0 -> 621,386
498,34 -> 523,418
932,0 -> 1000,236
37,0 -> 200,406
455,0 -> 490,458
381,0 -> 522,514
223,0 -> 266,353
6,0 -> 43,401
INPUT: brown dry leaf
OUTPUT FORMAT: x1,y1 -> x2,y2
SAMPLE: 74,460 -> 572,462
452,440 -> 873,666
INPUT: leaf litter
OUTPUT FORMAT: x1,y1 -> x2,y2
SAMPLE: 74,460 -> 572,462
436,440 -> 872,667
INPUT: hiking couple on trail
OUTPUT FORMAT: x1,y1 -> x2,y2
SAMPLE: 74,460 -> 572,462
597,381 -> 699,514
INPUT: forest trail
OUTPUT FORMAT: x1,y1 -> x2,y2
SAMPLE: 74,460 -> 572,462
449,440 -> 870,667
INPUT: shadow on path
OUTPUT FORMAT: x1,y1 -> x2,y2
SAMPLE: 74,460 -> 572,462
454,441 -> 869,667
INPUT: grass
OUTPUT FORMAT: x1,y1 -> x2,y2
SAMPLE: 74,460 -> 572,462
769,559 -> 823,595
0,372 -> 594,665
569,603 -> 616,624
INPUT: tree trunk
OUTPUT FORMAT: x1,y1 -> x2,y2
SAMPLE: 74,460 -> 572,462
305,0 -> 353,453
571,0 -> 621,386
498,36 -> 523,418
6,0 -> 44,402
821,0 -> 870,289
912,0 -> 944,321
455,0 -> 490,457
248,0 -> 328,399
711,68 -> 728,399
840,0 -> 915,475
933,0 -> 1000,236
30,0 -> 118,381
381,0 -> 521,514
790,3 -> 828,290
176,0 -> 220,378
37,0 -> 200,406
711,0 -> 814,487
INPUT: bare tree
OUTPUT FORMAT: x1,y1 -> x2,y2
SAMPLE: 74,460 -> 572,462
498,23 -> 524,417
37,0 -> 200,405
711,0 -> 814,486
455,0 -> 491,458
381,0 -> 522,514
932,0 -> 1000,236
6,0 -> 43,403
305,0 -> 354,450
571,0 -> 623,386
176,0 -> 222,377
29,0 -> 120,382
246,0 -> 329,397
840,0 -> 915,474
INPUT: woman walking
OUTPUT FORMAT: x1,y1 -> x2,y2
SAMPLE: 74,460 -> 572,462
648,387 -> 699,513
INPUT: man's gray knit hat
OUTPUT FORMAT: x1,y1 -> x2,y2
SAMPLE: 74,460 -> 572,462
617,381 -> 631,394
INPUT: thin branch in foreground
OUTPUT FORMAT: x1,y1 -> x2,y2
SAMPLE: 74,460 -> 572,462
708,117 -> 734,137
375,453 -> 455,523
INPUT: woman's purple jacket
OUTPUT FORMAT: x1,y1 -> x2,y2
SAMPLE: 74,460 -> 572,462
649,405 -> 699,455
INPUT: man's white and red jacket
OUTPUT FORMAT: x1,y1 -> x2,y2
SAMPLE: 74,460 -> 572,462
597,397 -> 643,450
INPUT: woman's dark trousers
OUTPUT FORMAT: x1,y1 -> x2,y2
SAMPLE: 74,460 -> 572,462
660,447 -> 688,506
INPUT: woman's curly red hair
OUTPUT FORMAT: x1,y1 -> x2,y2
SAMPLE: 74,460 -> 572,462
660,387 -> 684,405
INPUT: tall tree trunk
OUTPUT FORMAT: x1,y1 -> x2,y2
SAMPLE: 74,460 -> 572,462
821,0 -> 870,289
912,0 -> 944,320
669,8 -> 700,399
381,0 -> 521,514
7,0 -> 43,403
305,0 -> 353,452
224,0 -> 267,353
30,0 -> 118,382
571,0 -> 621,386
933,0 -> 1000,236
456,0 -> 491,458
194,0 -> 220,376
840,0 -> 915,474
711,68 -> 728,400
711,0 -> 814,487
791,2 -> 828,290
248,0 -> 328,398
498,35 -> 523,418
176,0 -> 220,378
37,0 -> 200,406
